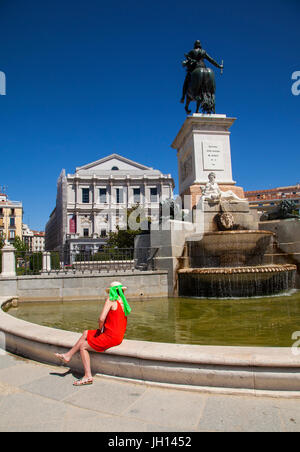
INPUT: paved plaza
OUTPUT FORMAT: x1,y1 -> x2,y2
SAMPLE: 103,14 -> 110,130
0,352 -> 300,432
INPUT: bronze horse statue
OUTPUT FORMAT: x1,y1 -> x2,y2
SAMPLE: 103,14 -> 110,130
181,40 -> 224,115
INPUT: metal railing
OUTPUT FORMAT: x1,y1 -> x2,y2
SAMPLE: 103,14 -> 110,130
61,248 -> 135,273
15,251 -> 43,276
14,247 -> 158,276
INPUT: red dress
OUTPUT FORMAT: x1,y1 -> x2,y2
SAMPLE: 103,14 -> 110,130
87,300 -> 127,352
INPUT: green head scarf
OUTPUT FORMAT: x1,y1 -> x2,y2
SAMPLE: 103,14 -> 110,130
109,284 -> 131,317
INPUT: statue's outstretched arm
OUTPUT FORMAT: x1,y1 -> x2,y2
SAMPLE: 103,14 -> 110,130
204,52 -> 223,69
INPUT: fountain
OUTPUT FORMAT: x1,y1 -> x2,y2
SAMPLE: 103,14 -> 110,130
178,225 -> 296,298
169,115 -> 297,298
177,180 -> 297,298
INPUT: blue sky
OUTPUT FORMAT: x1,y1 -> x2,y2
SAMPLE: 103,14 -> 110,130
0,0 -> 299,230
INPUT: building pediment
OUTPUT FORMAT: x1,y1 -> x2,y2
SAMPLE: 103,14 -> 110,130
76,154 -> 156,174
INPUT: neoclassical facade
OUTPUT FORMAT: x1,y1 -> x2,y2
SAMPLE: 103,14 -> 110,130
45,154 -> 174,252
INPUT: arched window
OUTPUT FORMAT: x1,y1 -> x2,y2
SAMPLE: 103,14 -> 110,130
111,166 -> 119,171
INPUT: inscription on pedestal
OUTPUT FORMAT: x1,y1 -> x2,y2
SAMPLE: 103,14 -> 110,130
202,142 -> 224,171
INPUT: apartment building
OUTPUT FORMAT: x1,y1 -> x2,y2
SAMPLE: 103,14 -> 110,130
22,224 -> 45,252
0,193 -> 23,242
245,184 -> 300,215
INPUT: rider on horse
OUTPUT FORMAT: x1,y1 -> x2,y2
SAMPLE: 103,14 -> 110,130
181,40 -> 224,115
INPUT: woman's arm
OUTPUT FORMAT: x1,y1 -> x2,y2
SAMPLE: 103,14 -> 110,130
98,298 -> 112,331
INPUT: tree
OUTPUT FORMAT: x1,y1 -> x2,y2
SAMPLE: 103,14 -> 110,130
106,205 -> 150,249
13,236 -> 28,252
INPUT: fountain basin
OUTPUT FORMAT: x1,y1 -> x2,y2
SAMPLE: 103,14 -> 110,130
2,296 -> 300,394
187,230 -> 274,267
178,265 -> 297,298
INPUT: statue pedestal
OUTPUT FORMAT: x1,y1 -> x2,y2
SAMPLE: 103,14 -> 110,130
171,114 -> 245,209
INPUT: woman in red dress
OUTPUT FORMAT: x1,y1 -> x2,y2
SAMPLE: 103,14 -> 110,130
55,281 -> 131,386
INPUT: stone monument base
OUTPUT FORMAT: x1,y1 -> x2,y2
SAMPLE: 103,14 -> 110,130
194,200 -> 259,233
259,219 -> 300,288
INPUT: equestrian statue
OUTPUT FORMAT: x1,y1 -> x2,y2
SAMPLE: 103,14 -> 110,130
180,40 -> 224,115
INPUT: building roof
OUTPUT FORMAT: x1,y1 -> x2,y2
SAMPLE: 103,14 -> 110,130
72,153 -> 171,178
245,184 -> 300,204
245,184 -> 300,195
0,199 -> 23,207
32,231 -> 45,236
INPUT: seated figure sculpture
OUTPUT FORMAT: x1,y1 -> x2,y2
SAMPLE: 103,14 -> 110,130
202,172 -> 245,202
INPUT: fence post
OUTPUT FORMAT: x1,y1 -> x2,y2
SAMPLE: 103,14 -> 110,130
42,252 -> 51,273
1,242 -> 16,277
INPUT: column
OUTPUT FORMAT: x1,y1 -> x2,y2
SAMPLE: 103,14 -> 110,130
1,242 -> 16,277
42,252 -> 51,273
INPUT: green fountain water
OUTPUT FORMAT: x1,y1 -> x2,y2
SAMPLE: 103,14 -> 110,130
6,291 -> 300,347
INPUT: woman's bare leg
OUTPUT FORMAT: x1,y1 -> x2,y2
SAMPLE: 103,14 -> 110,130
55,330 -> 88,363
79,341 -> 94,379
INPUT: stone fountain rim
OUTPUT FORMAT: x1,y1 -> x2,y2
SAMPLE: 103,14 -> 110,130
1,295 -> 300,370
178,264 -> 297,274
187,230 -> 275,240
3,295 -> 300,393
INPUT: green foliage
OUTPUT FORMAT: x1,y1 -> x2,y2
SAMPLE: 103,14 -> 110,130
106,229 -> 140,249
30,252 -> 43,274
51,252 -> 61,270
13,236 -> 28,252
105,205 -> 150,249
13,236 -> 30,275
0,234 -> 5,250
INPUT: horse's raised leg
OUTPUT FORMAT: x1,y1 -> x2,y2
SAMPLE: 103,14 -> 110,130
185,99 -> 192,115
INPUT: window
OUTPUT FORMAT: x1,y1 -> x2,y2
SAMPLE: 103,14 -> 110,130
82,188 -> 90,204
100,229 -> 107,238
0,208 -> 3,216
111,166 -> 119,170
10,208 -> 15,216
9,230 -> 15,240
150,187 -> 158,203
99,188 -> 107,204
10,217 -> 15,227
83,228 -> 89,237
133,188 -> 140,203
116,188 -> 123,204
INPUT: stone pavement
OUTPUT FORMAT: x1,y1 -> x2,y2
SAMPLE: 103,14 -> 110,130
0,352 -> 300,432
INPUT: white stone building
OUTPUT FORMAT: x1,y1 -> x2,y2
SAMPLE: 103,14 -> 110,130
22,224 -> 34,250
45,154 -> 174,252
32,231 -> 45,252
22,224 -> 45,252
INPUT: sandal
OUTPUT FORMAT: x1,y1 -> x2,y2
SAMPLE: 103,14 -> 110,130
73,378 -> 93,387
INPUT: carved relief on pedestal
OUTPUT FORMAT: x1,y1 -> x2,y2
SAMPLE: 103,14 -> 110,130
180,154 -> 193,182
